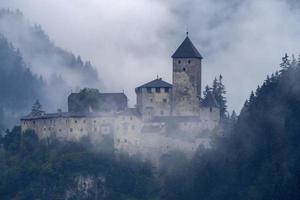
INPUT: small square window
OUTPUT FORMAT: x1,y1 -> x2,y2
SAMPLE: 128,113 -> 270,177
165,88 -> 169,93
147,88 -> 152,93
156,88 -> 160,93
163,98 -> 167,103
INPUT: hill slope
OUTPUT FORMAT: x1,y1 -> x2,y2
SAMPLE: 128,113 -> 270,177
186,56 -> 300,200
0,36 -> 44,130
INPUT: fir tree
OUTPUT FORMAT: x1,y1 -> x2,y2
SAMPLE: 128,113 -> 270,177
280,53 -> 290,71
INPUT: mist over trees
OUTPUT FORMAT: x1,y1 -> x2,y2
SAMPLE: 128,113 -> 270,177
2,54 -> 300,199
0,9 -> 103,130
0,36 -> 43,130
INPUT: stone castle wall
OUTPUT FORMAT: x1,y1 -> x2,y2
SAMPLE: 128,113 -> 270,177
172,58 -> 202,116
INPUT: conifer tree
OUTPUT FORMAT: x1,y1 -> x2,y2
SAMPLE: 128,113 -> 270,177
280,53 -> 290,71
212,75 -> 227,119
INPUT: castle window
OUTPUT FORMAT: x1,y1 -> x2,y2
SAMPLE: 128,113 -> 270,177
183,67 -> 186,71
59,129 -> 62,132
83,120 -> 86,123
70,128 -> 73,132
75,120 -> 77,123
80,128 -> 83,132
156,88 -> 160,93
147,88 -> 152,93
165,88 -> 169,93
150,98 -> 153,102
163,98 -> 167,103
210,107 -> 213,112
188,60 -> 191,64
178,60 -> 181,64
94,120 -> 96,123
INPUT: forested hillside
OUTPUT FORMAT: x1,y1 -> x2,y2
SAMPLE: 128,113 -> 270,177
178,54 -> 300,200
0,9 -> 103,130
0,36 -> 43,131
1,55 -> 300,199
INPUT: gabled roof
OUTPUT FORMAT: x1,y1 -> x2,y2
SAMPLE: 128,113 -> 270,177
136,78 -> 172,91
201,92 -> 219,108
172,36 -> 203,59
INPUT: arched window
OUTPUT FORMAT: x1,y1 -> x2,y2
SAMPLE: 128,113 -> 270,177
178,60 -> 181,64
183,67 -> 186,71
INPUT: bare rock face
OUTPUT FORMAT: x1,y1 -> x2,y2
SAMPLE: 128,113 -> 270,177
65,175 -> 107,200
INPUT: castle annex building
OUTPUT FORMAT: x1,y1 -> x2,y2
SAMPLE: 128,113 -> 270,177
21,35 -> 220,161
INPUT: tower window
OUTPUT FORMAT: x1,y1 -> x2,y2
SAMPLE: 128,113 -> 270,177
183,67 -> 186,71
178,60 -> 181,64
156,88 -> 160,93
188,60 -> 191,64
210,107 -> 213,112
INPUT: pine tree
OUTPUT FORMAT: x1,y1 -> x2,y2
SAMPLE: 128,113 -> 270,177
212,75 -> 227,119
203,85 -> 212,98
31,100 -> 42,116
280,53 -> 290,71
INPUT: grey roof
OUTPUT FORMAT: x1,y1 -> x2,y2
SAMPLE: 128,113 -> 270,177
151,116 -> 200,123
20,112 -> 113,120
201,92 -> 219,108
172,36 -> 203,59
135,78 -> 172,91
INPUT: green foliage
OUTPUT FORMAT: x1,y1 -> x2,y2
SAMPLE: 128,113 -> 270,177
204,75 -> 228,120
173,54 -> 300,200
0,128 -> 158,200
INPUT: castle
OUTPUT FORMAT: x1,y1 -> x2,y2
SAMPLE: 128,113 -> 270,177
21,34 -> 220,162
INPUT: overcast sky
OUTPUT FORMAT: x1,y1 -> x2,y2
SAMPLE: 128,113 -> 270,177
2,0 -> 300,112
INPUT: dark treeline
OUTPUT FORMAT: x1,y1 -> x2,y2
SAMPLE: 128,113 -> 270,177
172,54 -> 300,200
0,9 -> 103,131
0,36 -> 43,131
2,54 -> 300,199
0,128 -> 158,200
2,55 -> 300,199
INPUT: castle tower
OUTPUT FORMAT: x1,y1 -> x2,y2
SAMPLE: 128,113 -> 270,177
171,34 -> 203,116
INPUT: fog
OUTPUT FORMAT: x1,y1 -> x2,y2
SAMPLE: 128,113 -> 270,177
2,0 -> 300,112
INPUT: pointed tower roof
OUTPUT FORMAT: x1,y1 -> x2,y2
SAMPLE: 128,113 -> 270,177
172,35 -> 203,59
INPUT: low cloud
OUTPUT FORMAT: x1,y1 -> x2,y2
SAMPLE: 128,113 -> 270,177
2,0 -> 300,112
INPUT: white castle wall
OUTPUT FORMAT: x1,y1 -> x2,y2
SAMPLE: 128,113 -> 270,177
21,106 -> 220,164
